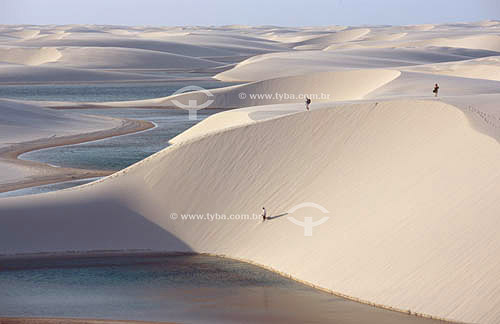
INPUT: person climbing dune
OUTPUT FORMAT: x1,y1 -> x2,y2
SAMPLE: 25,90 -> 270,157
305,97 -> 311,111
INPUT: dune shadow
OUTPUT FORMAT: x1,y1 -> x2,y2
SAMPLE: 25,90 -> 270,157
267,213 -> 288,220
0,197 -> 192,255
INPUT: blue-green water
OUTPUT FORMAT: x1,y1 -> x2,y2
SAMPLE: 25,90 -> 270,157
0,253 -> 439,324
0,80 -> 231,196
21,108 -> 221,171
0,81 -> 239,102
0,178 -> 101,198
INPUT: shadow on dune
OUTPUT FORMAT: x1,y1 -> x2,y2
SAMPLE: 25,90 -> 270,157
0,197 -> 192,255
267,213 -> 288,220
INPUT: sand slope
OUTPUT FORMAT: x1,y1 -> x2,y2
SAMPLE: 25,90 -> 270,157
216,46 -> 497,82
0,99 -> 119,148
0,65 -> 167,83
1,23 -> 499,83
2,22 -> 500,324
59,68 -> 399,109
0,47 -> 61,66
0,99 -> 122,188
152,69 -> 400,109
293,28 -> 371,50
410,34 -> 500,52
54,47 -> 222,69
1,100 -> 500,323
404,56 -> 500,81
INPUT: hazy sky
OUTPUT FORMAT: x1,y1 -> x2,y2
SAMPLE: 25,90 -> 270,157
1,0 -> 499,26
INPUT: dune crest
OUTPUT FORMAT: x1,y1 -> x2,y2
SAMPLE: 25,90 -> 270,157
1,22 -> 500,324
1,101 -> 500,323
161,69 -> 400,109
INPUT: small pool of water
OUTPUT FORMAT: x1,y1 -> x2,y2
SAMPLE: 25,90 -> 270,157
21,108 -> 222,171
0,253 -> 440,324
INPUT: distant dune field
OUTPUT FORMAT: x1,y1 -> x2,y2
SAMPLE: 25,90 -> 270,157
1,21 -> 500,324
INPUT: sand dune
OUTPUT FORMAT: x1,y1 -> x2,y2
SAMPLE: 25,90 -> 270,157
0,99 -> 119,148
1,22 -> 500,324
367,71 -> 500,99
0,47 -> 61,66
409,34 -> 500,52
7,29 -> 40,39
0,65 -> 168,83
402,24 -> 435,31
361,32 -> 407,42
0,99 -> 122,188
292,28 -> 371,50
259,29 -> 338,43
136,32 -> 290,54
1,100 -> 500,324
404,56 -> 500,81
143,69 -> 400,109
216,46 -> 495,82
20,37 -> 243,58
33,32 -> 69,41
54,47 -> 222,69
53,68 -> 398,109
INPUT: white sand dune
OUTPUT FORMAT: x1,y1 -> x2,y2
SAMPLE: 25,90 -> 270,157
402,24 -> 435,31
136,32 -> 290,54
19,28 -> 289,59
32,31 -> 69,41
47,68 -> 398,109
179,69 -> 400,107
93,69 -> 399,109
361,32 -> 408,42
53,47 -> 222,69
259,30 -> 335,44
404,56 -> 500,81
408,34 -> 500,52
1,22 -> 500,324
0,64 -> 167,83
0,47 -> 61,66
7,29 -> 40,39
1,100 -> 500,324
20,37 -> 242,58
367,71 -> 500,99
0,99 -> 121,186
0,99 -> 119,149
292,28 -> 371,50
476,20 -> 500,27
216,46 -> 495,82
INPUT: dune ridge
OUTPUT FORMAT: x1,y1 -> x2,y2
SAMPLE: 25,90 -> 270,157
1,22 -> 500,324
1,100 -> 500,324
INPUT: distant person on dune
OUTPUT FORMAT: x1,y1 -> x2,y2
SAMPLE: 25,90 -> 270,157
305,97 -> 311,111
261,207 -> 267,221
433,83 -> 440,97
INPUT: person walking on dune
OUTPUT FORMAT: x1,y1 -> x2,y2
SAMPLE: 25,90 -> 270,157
305,97 -> 311,111
261,207 -> 267,221
433,83 -> 440,97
